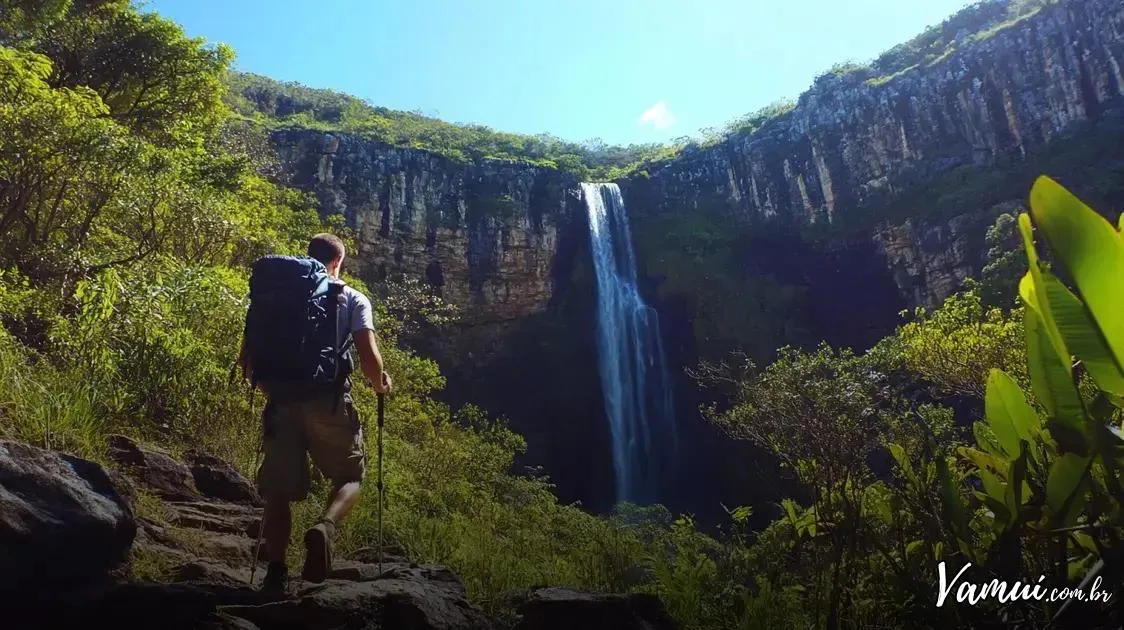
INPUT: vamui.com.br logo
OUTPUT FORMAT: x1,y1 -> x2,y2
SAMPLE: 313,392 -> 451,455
936,562 -> 1114,608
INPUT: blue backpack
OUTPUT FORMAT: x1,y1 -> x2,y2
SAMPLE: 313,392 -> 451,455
241,255 -> 354,399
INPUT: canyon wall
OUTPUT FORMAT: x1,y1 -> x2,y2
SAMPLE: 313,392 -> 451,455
273,0 -> 1124,318
269,130 -> 587,326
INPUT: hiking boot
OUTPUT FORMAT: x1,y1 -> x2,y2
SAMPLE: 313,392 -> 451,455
301,518 -> 336,583
260,562 -> 287,595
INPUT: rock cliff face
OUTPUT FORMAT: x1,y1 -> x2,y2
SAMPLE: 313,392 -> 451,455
270,130 -> 586,326
271,0 -> 1124,318
624,0 -> 1124,308
638,0 -> 1124,222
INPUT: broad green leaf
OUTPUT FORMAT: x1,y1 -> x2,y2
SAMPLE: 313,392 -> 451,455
1018,214 -> 1071,373
977,467 -> 1005,501
985,369 -> 1040,457
1021,291 -> 1087,434
1039,271 -> 1124,397
1029,176 -> 1124,372
933,541 -> 944,562
959,446 -> 1008,479
1046,453 -> 1091,528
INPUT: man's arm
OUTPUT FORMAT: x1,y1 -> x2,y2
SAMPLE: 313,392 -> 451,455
353,328 -> 392,394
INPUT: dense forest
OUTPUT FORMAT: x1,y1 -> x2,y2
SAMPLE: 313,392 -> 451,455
1,1 -> 1123,629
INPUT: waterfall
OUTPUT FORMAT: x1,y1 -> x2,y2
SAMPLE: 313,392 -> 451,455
582,182 -> 677,506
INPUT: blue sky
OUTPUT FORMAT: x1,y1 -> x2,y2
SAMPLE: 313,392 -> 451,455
143,0 -> 972,146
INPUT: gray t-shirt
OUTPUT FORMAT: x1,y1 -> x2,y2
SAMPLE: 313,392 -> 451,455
338,285 -> 375,348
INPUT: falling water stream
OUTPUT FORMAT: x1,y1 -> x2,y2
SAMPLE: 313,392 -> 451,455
582,182 -> 676,505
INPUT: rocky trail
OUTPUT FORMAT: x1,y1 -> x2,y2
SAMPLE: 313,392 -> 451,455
0,438 -> 677,630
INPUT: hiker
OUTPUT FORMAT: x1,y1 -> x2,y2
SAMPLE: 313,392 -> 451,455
237,233 -> 392,593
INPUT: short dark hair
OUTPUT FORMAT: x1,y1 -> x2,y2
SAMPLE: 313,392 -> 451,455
307,233 -> 346,265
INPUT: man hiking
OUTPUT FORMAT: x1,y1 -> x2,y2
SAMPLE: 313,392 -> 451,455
237,233 -> 392,593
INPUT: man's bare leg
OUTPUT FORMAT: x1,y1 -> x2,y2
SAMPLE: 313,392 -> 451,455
260,498 -> 292,593
323,481 -> 362,524
302,481 -> 361,583
263,498 -> 292,563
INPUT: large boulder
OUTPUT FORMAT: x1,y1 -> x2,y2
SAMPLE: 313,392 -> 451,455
222,565 -> 495,630
183,448 -> 263,506
514,588 -> 678,630
107,434 -> 200,501
0,441 -> 136,593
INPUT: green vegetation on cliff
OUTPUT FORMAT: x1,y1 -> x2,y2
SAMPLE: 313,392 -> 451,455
220,0 -> 1067,182
225,71 -> 680,181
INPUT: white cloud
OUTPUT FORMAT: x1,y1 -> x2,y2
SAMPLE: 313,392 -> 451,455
638,101 -> 675,130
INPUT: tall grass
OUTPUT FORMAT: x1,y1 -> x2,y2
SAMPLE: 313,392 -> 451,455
0,331 -> 107,461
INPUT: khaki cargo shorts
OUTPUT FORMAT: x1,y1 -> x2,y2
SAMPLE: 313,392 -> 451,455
256,392 -> 366,502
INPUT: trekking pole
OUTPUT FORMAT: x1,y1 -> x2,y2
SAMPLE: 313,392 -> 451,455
250,506 -> 266,585
248,424 -> 266,586
377,392 -> 386,576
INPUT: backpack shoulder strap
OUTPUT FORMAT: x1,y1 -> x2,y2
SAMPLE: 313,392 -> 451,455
330,280 -> 355,354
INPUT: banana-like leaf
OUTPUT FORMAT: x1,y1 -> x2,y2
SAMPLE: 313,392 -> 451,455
985,369 -> 1041,458
960,446 -> 1009,480
1035,268 -> 1124,398
1029,176 -> 1124,372
1018,213 -> 1072,374
1021,286 -> 1088,443
1045,453 -> 1092,528
977,467 -> 1005,502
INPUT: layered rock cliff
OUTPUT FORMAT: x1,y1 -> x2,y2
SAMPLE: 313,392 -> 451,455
623,0 -> 1124,308
270,0 -> 1124,320
270,129 -> 586,326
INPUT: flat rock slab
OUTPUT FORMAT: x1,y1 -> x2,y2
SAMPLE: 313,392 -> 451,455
327,559 -> 408,581
223,573 -> 494,630
108,435 -> 200,502
166,500 -> 261,536
184,448 -> 263,507
0,440 -> 135,592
